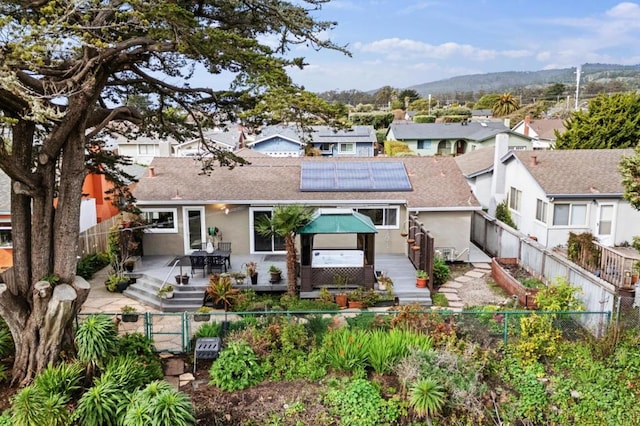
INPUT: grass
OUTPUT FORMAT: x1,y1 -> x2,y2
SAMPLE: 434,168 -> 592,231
431,293 -> 449,307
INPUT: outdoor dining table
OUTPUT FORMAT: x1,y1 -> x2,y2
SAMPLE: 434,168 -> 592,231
190,250 -> 231,274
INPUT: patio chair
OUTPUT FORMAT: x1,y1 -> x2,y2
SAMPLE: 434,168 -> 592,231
208,255 -> 227,274
217,241 -> 232,268
190,255 -> 207,277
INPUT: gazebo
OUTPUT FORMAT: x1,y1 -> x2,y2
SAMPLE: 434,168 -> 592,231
298,208 -> 377,292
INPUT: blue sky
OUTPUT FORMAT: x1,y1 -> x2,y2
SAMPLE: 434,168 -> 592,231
279,1 -> 640,92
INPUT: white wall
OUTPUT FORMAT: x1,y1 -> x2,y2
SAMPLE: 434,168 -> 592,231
79,199 -> 97,232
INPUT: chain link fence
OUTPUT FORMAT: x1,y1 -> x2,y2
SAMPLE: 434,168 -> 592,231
77,308 -> 613,354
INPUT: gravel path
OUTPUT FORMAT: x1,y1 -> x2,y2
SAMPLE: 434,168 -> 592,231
439,264 -> 509,310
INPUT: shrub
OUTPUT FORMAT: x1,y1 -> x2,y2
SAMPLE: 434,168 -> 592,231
0,319 -> 14,358
323,378 -> 400,426
193,322 -> 222,340
414,115 -> 436,123
11,386 -> 48,426
33,362 -> 84,400
118,333 -> 163,380
123,381 -> 195,426
409,378 -> 446,422
346,312 -> 390,331
209,341 -> 265,391
496,200 -> 517,229
384,140 -> 413,156
75,314 -> 118,373
76,252 -> 110,279
432,256 -> 451,287
73,374 -> 125,426
322,328 -> 369,374
102,355 -> 161,392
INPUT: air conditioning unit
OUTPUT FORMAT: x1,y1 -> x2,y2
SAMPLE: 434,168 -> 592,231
436,247 -> 456,262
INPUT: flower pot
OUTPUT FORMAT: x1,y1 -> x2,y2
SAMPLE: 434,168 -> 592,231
164,291 -> 174,299
416,277 -> 428,288
175,275 -> 190,285
348,300 -> 364,309
335,293 -> 348,308
122,314 -> 138,323
250,273 -> 258,285
269,272 -> 282,283
411,245 -> 420,251
116,280 -> 130,293
124,263 -> 135,272
194,314 -> 211,322
406,239 -> 415,244
400,232 -> 408,237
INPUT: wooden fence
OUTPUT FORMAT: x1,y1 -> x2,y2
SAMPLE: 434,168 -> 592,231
77,216 -> 120,257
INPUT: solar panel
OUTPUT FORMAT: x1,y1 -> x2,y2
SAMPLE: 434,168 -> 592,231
300,161 -> 412,192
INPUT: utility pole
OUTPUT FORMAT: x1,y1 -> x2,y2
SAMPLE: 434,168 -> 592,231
574,65 -> 581,111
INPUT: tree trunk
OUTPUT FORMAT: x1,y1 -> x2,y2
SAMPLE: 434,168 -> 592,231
285,234 -> 297,297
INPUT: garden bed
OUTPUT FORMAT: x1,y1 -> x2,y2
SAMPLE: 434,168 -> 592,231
491,258 -> 543,309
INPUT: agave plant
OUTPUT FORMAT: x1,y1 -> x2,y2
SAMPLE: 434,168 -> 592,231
409,378 -> 446,426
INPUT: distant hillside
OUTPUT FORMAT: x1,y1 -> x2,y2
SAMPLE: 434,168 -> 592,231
406,63 -> 640,96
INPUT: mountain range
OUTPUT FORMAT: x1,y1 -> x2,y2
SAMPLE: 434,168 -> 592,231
405,63 -> 640,96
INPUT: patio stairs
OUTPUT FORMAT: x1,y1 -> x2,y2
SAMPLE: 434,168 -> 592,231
124,274 -> 207,312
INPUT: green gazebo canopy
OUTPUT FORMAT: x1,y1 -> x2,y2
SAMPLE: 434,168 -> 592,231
299,209 -> 377,234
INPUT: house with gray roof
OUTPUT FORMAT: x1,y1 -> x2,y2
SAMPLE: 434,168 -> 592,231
132,154 -> 481,262
248,125 -> 376,157
457,139 -> 640,248
386,121 -> 532,156
511,116 -> 565,149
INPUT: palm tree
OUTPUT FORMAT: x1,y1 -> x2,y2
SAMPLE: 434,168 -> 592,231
492,92 -> 520,117
255,205 -> 315,296
409,378 -> 446,426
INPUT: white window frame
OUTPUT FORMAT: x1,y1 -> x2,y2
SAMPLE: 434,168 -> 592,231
138,144 -> 155,155
535,199 -> 548,224
140,208 -> 178,233
338,143 -> 355,154
509,187 -> 522,212
552,203 -> 588,227
354,207 -> 399,229
249,207 -> 287,253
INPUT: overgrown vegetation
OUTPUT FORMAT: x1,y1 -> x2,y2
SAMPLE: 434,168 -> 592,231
496,200 -> 517,229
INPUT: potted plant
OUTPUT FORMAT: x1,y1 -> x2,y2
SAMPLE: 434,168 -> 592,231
205,273 -> 239,310
175,274 -> 190,285
319,286 -> 334,303
416,269 -> 429,288
157,284 -> 175,299
230,271 -> 246,285
347,288 -> 365,309
120,305 -> 139,322
268,265 -> 282,283
106,272 -> 130,293
243,261 -> 258,285
123,257 -> 136,272
377,273 -> 393,291
332,274 -> 349,308
194,306 -> 213,322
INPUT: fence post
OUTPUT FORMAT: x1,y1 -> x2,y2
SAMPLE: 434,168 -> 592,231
183,312 -> 189,353
145,312 -> 151,341
503,312 -> 509,346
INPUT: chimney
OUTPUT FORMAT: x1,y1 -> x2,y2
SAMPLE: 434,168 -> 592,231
148,166 -> 156,178
530,155 -> 538,166
503,118 -> 510,128
524,115 -> 531,136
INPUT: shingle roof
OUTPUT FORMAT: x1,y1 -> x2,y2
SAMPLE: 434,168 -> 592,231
529,119 -> 565,140
254,125 -> 376,144
390,121 -> 512,142
0,171 -> 10,213
507,149 -> 634,196
454,147 -> 496,177
133,155 -> 480,210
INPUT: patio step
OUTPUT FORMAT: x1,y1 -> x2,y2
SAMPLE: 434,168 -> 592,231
124,275 -> 206,312
397,289 -> 433,307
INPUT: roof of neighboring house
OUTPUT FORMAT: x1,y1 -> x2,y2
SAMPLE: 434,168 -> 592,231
454,147 -> 497,178
251,125 -> 376,145
471,109 -> 493,116
528,119 -> 565,140
0,171 -> 10,213
504,149 -> 634,196
388,121 -> 518,142
133,155 -> 480,210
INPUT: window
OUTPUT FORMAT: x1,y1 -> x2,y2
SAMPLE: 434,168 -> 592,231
509,187 -> 522,212
552,203 -> 587,226
140,208 -> 177,233
318,143 -> 332,152
355,207 -> 399,228
251,209 -> 285,252
338,143 -> 355,153
417,140 -> 431,149
138,145 -> 155,155
598,205 -> 614,235
0,221 -> 12,247
535,199 -> 548,223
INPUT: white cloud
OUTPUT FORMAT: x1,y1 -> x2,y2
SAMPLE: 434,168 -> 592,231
606,2 -> 640,19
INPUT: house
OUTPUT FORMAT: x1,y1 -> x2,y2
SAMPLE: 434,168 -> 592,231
132,154 -> 481,262
248,125 -> 377,157
456,139 -> 640,248
386,121 -> 532,156
511,116 -> 565,149
0,171 -> 11,269
174,127 -> 247,158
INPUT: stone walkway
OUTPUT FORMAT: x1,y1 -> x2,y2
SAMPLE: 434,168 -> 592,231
438,262 -> 494,311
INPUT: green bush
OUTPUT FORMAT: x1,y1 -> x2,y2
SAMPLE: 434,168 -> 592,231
432,257 -> 451,287
74,373 -> 126,426
33,362 -> 84,401
413,115 -> 436,123
76,252 -> 110,279
209,341 -> 265,391
118,333 -> 163,380
322,328 -> 369,374
496,200 -> 517,229
323,378 -> 401,426
102,355 -> 161,392
11,386 -> 68,426
123,381 -> 195,426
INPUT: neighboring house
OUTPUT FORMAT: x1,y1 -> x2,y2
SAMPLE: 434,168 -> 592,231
248,125 -> 377,157
456,140 -> 640,248
0,171 -> 11,269
386,121 -> 532,156
132,155 -> 481,262
174,127 -> 247,158
511,116 -> 565,149
471,109 -> 493,119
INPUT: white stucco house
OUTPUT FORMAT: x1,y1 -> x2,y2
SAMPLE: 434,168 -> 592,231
511,116 -> 565,150
455,137 -> 640,248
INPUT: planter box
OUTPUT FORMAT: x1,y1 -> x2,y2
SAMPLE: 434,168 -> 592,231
194,314 -> 211,322
491,258 -> 539,309
122,314 -> 139,323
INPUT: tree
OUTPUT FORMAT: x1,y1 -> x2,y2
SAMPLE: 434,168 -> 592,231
255,205 -> 315,296
374,86 -> 397,107
543,83 -> 566,101
0,0 -> 347,385
492,93 -> 520,117
556,93 -> 640,149
620,144 -> 640,211
474,93 -> 501,110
